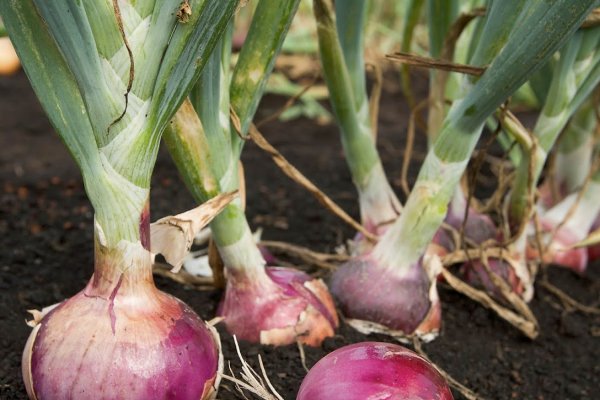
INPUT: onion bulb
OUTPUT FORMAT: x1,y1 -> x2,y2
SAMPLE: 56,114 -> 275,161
330,252 -> 441,340
218,267 -> 338,346
23,240 -> 222,400
297,342 -> 454,400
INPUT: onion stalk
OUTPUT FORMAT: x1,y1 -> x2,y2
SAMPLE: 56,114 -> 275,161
314,0 -> 402,238
314,0 -> 438,339
297,342 -> 454,400
165,0 -> 338,346
538,101 -> 596,210
2,1 -> 238,398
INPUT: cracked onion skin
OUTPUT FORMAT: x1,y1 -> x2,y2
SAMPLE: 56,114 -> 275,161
296,342 -> 453,400
330,252 -> 441,337
218,267 -> 338,346
22,244 -> 222,400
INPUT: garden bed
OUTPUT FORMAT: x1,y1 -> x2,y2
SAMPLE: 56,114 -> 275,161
0,71 -> 598,400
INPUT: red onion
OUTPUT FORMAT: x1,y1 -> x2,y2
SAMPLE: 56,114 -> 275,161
297,342 -> 453,400
218,266 -> 338,346
444,194 -> 530,297
462,258 -> 524,297
23,240 -> 222,400
330,252 -> 441,339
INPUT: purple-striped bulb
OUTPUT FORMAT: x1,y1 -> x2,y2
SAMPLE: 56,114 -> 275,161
297,342 -> 453,400
218,267 -> 338,346
330,252 -> 441,338
23,246 -> 222,400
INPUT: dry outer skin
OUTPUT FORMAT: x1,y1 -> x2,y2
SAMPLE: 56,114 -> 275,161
1,71 -> 599,399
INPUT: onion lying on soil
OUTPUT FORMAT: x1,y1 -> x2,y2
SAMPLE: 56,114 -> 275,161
297,341 -> 453,400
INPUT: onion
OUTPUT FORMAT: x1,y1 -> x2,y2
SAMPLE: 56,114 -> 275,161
297,342 -> 454,400
330,252 -> 441,339
445,194 -> 528,296
461,258 -> 524,298
23,240 -> 222,400
218,267 -> 338,346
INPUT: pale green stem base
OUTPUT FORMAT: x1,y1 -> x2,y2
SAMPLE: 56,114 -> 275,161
210,202 -> 268,276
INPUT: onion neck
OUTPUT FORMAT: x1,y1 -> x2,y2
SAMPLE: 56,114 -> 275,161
85,202 -> 155,299
358,163 -> 402,233
210,202 -> 270,282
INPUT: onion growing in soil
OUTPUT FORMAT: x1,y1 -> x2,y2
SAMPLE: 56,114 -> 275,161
297,342 -> 453,400
164,0 -> 338,346
23,239 -> 223,400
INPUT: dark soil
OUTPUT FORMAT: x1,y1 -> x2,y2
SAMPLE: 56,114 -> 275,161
1,70 -> 599,400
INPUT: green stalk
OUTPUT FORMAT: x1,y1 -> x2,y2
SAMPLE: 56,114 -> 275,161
314,0 -> 378,184
509,27 -> 600,225
230,0 -> 301,156
555,101 -> 596,194
400,0 -> 425,110
426,0 -> 458,142
1,0 -> 237,246
166,0 -> 300,268
336,0 -> 368,123
314,0 -> 401,231
373,0 -> 596,269
189,24 -> 234,188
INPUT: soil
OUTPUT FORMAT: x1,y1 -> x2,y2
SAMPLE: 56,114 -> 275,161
1,70 -> 599,400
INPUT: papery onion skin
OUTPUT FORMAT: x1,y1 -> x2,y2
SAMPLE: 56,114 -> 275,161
296,342 -> 453,400
330,253 -> 440,336
23,279 -> 221,400
218,267 -> 338,346
526,224 -> 588,274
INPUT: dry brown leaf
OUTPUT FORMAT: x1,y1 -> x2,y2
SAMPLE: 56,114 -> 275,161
150,191 -> 237,273
440,268 -> 538,339
386,52 -> 486,76
582,8 -> 600,28
366,62 -> 382,141
230,109 -> 377,242
259,240 -> 350,270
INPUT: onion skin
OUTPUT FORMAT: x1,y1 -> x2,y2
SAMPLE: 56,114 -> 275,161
330,253 -> 441,337
297,342 -> 453,400
526,223 -> 588,274
23,243 -> 222,400
218,267 -> 338,346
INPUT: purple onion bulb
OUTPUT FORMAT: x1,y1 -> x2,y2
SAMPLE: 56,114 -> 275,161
297,342 -> 454,400
23,257 -> 222,399
330,252 -> 441,337
218,267 -> 338,346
